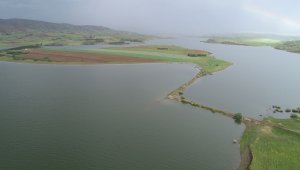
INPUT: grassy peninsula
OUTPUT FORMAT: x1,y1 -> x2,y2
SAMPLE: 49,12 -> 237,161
66,45 -> 230,72
0,45 -> 230,73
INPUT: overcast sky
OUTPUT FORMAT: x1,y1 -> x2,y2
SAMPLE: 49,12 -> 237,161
1,0 -> 300,35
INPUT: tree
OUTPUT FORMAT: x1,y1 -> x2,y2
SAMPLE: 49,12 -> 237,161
290,114 -> 298,119
233,113 -> 243,124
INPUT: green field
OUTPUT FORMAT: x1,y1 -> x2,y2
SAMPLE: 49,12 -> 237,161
205,37 -> 300,54
52,45 -> 231,73
205,37 -> 282,46
275,41 -> 300,53
0,45 -> 231,73
240,117 -> 300,170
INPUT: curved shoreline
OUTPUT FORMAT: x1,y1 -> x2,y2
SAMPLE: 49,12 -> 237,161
166,67 -> 256,169
165,65 -> 297,170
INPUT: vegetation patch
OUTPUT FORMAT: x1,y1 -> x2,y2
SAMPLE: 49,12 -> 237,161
240,117 -> 300,170
271,105 -> 300,114
233,113 -> 243,124
205,37 -> 300,54
84,45 -> 230,73
0,45 -> 230,70
205,38 -> 281,46
275,41 -> 300,53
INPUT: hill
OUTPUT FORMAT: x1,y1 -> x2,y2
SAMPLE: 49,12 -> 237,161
0,18 -> 152,47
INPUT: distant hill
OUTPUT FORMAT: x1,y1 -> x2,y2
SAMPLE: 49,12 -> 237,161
200,32 -> 300,41
0,18 -> 152,47
0,18 -> 121,34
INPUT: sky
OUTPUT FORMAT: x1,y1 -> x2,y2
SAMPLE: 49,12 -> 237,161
1,0 -> 300,36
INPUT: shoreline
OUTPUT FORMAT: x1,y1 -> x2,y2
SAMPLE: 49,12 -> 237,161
165,63 -> 300,169
3,44 -> 298,169
204,40 -> 300,55
2,56 -> 299,169
1,53 -> 252,169
165,66 -> 254,169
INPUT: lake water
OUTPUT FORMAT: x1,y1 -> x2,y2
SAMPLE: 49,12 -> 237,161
146,38 -> 300,119
2,37 -> 298,169
0,62 -> 243,170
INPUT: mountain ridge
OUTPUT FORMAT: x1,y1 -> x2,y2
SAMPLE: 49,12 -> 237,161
0,18 -> 123,34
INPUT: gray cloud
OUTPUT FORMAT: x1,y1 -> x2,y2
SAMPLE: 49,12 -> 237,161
0,0 -> 300,35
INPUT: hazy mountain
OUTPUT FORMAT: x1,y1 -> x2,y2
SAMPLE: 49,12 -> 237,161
0,18 -> 152,47
0,18 -> 141,36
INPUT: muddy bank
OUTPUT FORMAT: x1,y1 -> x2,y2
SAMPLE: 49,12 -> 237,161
238,146 -> 252,170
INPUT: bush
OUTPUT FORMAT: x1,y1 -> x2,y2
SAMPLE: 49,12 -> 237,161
233,113 -> 243,123
95,38 -> 104,43
290,114 -> 298,118
187,53 -> 207,57
190,102 -> 200,107
181,99 -> 189,104
82,41 -> 96,45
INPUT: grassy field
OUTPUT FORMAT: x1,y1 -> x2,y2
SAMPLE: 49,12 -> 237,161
275,41 -> 300,53
206,37 -> 282,46
0,45 -> 231,73
205,37 -> 300,54
53,45 -> 231,73
240,117 -> 300,170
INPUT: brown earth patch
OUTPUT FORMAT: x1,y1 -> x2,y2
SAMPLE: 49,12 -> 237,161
24,49 -> 162,63
187,49 -> 210,55
239,146 -> 253,170
260,126 -> 272,135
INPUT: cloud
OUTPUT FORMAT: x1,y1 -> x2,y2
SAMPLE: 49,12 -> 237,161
0,0 -> 299,35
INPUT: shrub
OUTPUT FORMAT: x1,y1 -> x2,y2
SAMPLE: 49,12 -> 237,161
82,41 -> 96,45
290,114 -> 298,118
233,113 -> 243,123
190,102 -> 200,107
95,38 -> 104,43
285,109 -> 291,113
181,99 -> 189,104
272,105 -> 281,109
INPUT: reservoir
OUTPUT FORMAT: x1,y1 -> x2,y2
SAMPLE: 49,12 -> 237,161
3,37 -> 299,169
0,62 -> 243,170
147,38 -> 300,119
